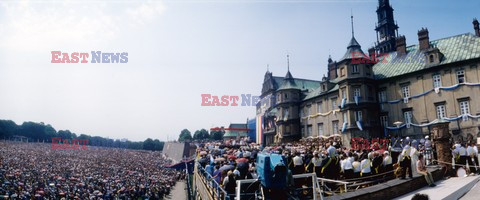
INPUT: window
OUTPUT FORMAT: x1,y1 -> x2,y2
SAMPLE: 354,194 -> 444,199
429,55 -> 434,63
284,108 -> 289,119
343,112 -> 348,125
354,87 -> 361,97
284,93 -> 288,99
436,104 -> 446,119
355,111 -> 363,121
340,67 -> 345,77
332,98 -> 337,109
367,86 -> 373,100
317,102 -> 322,113
318,123 -> 324,136
332,121 -> 339,133
378,91 -> 387,102
457,70 -> 465,83
380,115 -> 388,127
307,125 -> 312,137
433,74 -> 442,88
459,100 -> 470,115
404,111 -> 412,124
352,65 -> 359,73
306,105 -> 311,116
341,88 -> 347,99
401,86 -> 410,98
322,84 -> 326,91
300,109 -> 304,117
286,125 -> 291,134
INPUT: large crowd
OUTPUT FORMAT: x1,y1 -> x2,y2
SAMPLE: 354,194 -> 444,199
0,141 -> 183,199
195,135 -> 473,197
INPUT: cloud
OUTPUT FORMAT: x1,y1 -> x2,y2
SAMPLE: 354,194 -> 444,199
0,0 -> 166,52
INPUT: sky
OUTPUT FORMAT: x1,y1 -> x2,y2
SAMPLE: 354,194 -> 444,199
0,0 -> 479,142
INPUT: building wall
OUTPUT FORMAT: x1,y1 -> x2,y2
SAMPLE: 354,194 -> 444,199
379,61 -> 480,140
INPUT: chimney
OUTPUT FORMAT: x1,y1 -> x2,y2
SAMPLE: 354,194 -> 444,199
473,18 -> 480,37
368,47 -> 376,59
396,35 -> 407,55
418,28 -> 429,50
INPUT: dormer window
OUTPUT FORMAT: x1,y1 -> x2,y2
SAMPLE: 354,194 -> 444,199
352,65 -> 359,73
322,84 -> 326,92
284,93 -> 288,99
429,55 -> 434,63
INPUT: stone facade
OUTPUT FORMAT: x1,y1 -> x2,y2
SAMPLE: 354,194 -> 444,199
256,0 -> 480,147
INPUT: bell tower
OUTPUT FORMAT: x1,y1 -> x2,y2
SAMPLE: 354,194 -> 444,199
375,0 -> 399,53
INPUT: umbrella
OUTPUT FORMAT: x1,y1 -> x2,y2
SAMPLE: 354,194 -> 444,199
219,165 -> 235,172
236,158 -> 248,163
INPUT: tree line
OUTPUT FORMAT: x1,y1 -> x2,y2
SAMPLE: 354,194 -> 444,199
0,119 -> 164,151
177,128 -> 223,142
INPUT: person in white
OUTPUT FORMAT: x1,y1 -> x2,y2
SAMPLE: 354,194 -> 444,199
360,155 -> 372,178
410,143 -> 420,174
341,154 -> 354,179
352,156 -> 361,178
383,151 -> 393,173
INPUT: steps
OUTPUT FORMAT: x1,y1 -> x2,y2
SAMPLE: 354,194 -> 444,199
394,175 -> 480,200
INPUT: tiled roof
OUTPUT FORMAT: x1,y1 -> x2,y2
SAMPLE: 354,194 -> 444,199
303,84 -> 339,101
339,36 -> 367,62
272,76 -> 321,91
229,123 -> 247,129
373,33 -> 480,79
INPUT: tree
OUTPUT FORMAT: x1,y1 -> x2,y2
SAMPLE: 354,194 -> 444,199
210,130 -> 224,140
143,138 -> 155,150
178,129 -> 192,142
193,129 -> 209,140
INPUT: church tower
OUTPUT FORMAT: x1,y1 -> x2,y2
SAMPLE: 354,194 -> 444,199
375,0 -> 399,53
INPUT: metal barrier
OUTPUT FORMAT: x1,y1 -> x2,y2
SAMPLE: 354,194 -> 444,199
195,163 -> 230,200
317,177 -> 349,193
292,173 -> 323,200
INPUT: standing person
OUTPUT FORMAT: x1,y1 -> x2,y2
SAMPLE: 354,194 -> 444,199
371,152 -> 383,175
360,155 -> 372,180
467,143 -> 477,175
341,154 -> 354,180
459,143 -> 468,173
383,152 -> 393,177
399,142 -> 412,179
223,171 -> 237,199
416,154 -> 436,187
352,155 -> 361,179
424,136 -> 433,165
312,151 -> 323,178
410,144 -> 420,174
293,152 -> 305,175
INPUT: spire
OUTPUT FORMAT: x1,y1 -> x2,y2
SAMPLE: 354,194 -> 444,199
287,54 -> 290,72
351,9 -> 355,38
267,64 -> 269,72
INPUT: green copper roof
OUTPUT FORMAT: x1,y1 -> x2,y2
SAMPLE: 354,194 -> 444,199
373,33 -> 480,79
272,76 -> 321,91
339,36 -> 367,62
303,84 -> 339,101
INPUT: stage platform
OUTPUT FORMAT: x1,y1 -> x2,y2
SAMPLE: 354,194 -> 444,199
395,174 -> 480,200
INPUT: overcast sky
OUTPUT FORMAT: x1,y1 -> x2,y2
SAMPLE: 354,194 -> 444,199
0,0 -> 479,141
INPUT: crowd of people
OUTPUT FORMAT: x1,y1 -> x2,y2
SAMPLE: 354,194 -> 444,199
195,135 -> 455,197
0,141 -> 184,199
